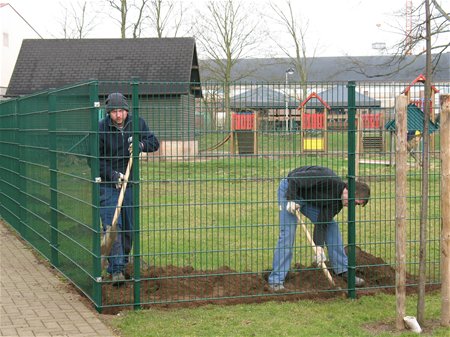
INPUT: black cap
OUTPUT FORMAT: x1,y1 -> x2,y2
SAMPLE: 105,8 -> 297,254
105,93 -> 129,113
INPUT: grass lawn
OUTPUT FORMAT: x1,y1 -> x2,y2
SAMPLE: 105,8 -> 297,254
11,130 -> 443,309
108,291 -> 448,337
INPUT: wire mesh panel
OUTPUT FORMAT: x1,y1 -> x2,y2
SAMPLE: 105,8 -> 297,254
49,82 -> 99,303
0,80 -> 447,312
15,93 -> 51,256
0,99 -> 20,228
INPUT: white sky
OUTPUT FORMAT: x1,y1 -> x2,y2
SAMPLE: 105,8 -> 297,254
3,0 -> 409,57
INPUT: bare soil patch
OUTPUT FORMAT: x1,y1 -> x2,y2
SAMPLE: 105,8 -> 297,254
101,246 -> 438,315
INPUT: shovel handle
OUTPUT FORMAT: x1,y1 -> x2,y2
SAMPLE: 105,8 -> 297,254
111,155 -> 133,228
294,209 -> 336,287
101,154 -> 134,263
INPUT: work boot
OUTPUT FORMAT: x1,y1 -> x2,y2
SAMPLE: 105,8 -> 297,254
338,272 -> 365,287
269,283 -> 285,292
112,272 -> 125,287
123,268 -> 132,280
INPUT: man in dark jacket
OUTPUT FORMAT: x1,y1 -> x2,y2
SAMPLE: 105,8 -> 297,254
268,166 -> 370,291
99,92 -> 159,286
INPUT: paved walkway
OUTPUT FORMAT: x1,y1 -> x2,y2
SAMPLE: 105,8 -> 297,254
0,221 -> 117,337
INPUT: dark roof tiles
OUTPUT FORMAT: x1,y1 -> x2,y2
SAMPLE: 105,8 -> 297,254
7,38 -> 201,96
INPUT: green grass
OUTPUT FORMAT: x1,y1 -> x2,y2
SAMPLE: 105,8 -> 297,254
137,154 -> 441,281
7,131 -> 443,308
109,291 -> 448,337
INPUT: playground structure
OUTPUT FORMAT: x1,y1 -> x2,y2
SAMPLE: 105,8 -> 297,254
358,111 -> 385,153
402,74 -> 439,118
200,78 -> 439,160
199,111 -> 259,154
357,75 -> 440,167
402,74 -> 440,151
385,103 -> 439,167
230,111 -> 259,154
298,92 -> 329,152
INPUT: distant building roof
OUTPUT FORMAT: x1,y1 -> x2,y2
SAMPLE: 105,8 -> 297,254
385,104 -> 439,134
229,85 -> 298,109
6,38 -> 202,97
200,53 -> 450,82
304,84 -> 381,108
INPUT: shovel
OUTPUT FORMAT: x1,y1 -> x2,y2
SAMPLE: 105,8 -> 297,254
294,209 -> 338,289
101,154 -> 133,270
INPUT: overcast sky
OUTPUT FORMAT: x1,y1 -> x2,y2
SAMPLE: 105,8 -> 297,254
5,0 -> 408,57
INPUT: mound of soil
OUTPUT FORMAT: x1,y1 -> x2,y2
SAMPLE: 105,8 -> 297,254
101,247 -> 434,315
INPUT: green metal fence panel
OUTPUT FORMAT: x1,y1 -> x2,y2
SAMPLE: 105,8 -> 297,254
0,99 -> 20,227
17,93 -> 51,256
49,82 -> 98,304
0,79 -> 447,312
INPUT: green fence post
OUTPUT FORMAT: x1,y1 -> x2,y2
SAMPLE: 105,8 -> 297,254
10,99 -> 20,229
347,81 -> 357,298
17,98 -> 27,239
132,80 -> 141,310
89,81 -> 102,312
48,92 -> 59,267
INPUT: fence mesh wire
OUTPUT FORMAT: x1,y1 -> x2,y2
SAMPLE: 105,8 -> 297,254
0,80 -> 446,311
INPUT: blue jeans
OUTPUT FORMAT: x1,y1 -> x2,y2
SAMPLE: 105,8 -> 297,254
100,185 -> 133,275
268,178 -> 348,285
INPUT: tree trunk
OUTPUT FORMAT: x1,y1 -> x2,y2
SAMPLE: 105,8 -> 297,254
417,0 -> 432,324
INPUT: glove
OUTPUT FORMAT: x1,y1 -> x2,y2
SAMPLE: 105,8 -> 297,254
312,247 -> 327,265
128,142 -> 144,154
128,136 -> 144,154
286,201 -> 299,214
115,172 -> 125,189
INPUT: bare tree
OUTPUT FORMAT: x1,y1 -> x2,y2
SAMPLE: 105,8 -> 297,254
147,0 -> 187,38
384,0 -> 449,326
432,0 -> 450,21
398,0 -> 449,60
107,0 -> 128,38
349,0 -> 449,79
368,0 -> 448,328
195,0 -> 261,83
58,1 -> 97,39
107,0 -> 149,38
375,0 -> 449,328
195,0 -> 262,127
131,0 -> 150,38
417,0 -> 433,326
267,0 -> 318,99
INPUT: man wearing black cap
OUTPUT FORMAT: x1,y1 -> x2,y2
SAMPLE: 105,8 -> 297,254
99,92 -> 159,286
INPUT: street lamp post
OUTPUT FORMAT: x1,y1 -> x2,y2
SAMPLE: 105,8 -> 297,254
285,68 -> 294,132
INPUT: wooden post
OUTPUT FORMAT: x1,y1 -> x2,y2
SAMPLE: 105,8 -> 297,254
389,132 -> 395,166
253,112 -> 259,154
381,112 -> 385,152
440,94 -> 450,327
230,113 -> 235,154
300,106 -> 304,153
355,114 -> 360,178
324,107 -> 328,152
395,95 -> 408,330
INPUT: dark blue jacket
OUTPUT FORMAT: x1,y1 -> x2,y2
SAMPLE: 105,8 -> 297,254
286,166 -> 346,223
99,114 -> 159,185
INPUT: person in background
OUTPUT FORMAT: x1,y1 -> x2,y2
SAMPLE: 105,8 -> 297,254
407,130 -> 422,167
99,92 -> 159,286
269,166 -> 370,291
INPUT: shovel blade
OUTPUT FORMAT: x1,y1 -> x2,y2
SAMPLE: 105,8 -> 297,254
101,226 -> 117,257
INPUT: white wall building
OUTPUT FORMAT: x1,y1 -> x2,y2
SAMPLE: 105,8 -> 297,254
0,3 -> 41,98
